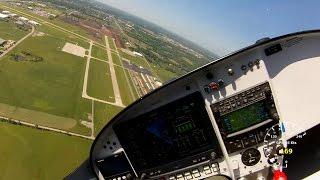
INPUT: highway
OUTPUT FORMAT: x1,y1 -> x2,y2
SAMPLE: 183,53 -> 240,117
0,26 -> 34,59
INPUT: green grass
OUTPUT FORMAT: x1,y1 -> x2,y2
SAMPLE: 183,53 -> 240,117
119,50 -> 150,70
124,69 -> 138,99
94,102 -> 123,136
0,122 -> 91,180
0,102 -> 76,129
108,37 -> 116,50
91,45 -> 108,61
0,24 -> 91,134
111,52 -> 122,66
152,65 -> 177,82
87,59 -> 115,102
37,25 -> 89,49
114,66 -> 133,105
0,21 -> 29,41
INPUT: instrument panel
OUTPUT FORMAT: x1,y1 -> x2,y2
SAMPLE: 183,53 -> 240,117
87,31 -> 320,180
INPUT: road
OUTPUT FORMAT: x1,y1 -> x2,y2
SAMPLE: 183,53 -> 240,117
0,115 -> 94,140
105,35 -> 124,107
0,26 -> 34,59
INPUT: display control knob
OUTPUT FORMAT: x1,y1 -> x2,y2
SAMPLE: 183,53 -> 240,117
217,79 -> 224,87
255,59 -> 261,66
248,61 -> 254,69
204,85 -> 211,93
227,68 -> 234,76
241,65 -> 247,71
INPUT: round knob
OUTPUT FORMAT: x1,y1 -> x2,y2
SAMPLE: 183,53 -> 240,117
241,65 -> 247,71
228,68 -> 234,76
273,170 -> 287,180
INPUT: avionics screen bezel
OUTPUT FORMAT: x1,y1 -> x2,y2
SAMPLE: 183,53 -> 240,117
211,82 -> 278,138
96,151 -> 134,179
113,92 -> 221,176
220,100 -> 272,135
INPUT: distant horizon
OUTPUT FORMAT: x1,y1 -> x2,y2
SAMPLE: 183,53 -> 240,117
96,0 -> 219,57
99,0 -> 320,56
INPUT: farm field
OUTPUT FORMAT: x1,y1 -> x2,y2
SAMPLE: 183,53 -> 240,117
87,59 -> 115,102
0,122 -> 91,180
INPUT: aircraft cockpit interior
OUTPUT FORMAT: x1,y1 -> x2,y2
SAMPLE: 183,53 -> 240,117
67,30 -> 320,180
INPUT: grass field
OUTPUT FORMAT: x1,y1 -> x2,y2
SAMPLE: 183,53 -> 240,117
87,59 -> 114,102
114,66 -> 133,105
152,65 -> 177,82
0,21 -> 29,41
0,24 -> 91,134
111,52 -> 122,66
124,69 -> 139,99
94,102 -> 123,136
91,45 -> 108,60
0,122 -> 91,180
107,37 -> 116,50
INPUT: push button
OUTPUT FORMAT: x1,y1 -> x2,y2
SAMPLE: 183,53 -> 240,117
203,165 -> 212,175
184,172 -> 192,180
192,169 -> 201,178
176,174 -> 184,180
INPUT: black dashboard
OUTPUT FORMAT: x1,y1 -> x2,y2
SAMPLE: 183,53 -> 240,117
113,92 -> 222,177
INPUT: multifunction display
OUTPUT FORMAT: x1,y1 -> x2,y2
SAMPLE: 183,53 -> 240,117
211,82 -> 279,153
114,92 -> 221,176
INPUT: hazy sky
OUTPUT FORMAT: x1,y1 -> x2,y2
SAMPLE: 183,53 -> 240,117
99,0 -> 320,56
